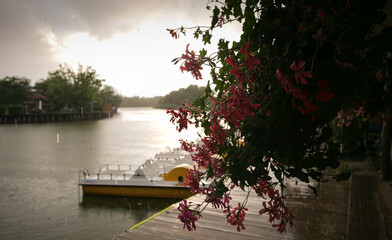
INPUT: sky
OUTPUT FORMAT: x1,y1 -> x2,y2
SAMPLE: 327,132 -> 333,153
0,0 -> 241,97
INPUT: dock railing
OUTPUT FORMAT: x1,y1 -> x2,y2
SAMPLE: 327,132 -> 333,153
79,163 -> 164,182
98,164 -> 134,172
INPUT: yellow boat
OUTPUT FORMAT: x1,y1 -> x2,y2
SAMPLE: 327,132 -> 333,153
79,150 -> 197,199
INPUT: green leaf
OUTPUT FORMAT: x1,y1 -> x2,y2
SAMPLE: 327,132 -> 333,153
202,121 -> 212,135
206,166 -> 214,179
202,31 -> 212,45
233,1 -> 243,18
199,48 -> 207,57
242,7 -> 256,37
193,27 -> 201,39
211,6 -> 220,29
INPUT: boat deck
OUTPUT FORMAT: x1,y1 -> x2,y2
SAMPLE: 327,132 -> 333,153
79,163 -> 195,199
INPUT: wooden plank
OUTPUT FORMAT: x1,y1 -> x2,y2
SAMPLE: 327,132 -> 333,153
118,176 -> 351,239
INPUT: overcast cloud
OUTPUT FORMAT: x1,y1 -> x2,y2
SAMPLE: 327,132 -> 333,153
0,0 -> 240,97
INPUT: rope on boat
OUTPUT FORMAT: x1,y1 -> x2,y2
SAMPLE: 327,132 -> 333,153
128,204 -> 174,231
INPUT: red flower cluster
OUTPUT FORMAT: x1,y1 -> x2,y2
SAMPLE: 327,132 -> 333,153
167,106 -> 193,132
184,165 -> 203,193
170,41 -> 298,233
336,106 -> 365,127
276,61 -> 334,120
166,28 -> 178,39
316,79 -> 334,102
203,185 -> 232,209
179,44 -> 205,80
253,179 -> 295,233
180,137 -> 223,179
225,41 -> 261,83
209,119 -> 228,146
276,66 -> 317,117
217,15 -> 225,28
212,84 -> 260,130
290,61 -> 313,85
318,8 -> 326,19
191,141 -> 216,168
276,69 -> 295,94
239,41 -> 261,70
177,199 -> 200,231
226,203 -> 248,232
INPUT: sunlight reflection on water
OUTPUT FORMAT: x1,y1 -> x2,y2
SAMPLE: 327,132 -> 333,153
0,107 -> 199,240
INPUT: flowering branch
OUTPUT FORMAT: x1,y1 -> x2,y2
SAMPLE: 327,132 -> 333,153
165,0 -> 390,234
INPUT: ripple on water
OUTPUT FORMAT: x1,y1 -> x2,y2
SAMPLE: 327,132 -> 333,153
0,108 -> 198,240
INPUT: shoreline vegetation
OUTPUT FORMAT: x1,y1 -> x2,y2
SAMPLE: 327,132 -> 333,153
0,85 -> 206,124
122,85 -> 206,109
121,96 -> 162,108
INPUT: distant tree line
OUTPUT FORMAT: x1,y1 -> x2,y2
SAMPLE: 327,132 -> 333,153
0,64 -> 122,115
0,64 -> 206,114
154,85 -> 206,109
120,85 -> 206,109
121,96 -> 162,107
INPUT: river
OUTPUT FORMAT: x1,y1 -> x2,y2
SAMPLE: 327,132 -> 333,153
0,107 -> 200,240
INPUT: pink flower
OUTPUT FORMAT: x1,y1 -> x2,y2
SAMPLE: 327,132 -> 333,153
226,203 -> 248,232
316,80 -> 334,102
184,166 -> 202,193
166,28 -> 178,39
354,106 -> 365,117
177,199 -> 200,231
212,84 -> 259,131
210,120 -> 228,146
253,179 -> 295,233
318,8 -> 325,19
180,44 -> 204,80
180,139 -> 194,153
298,25 -> 307,31
200,137 -> 219,155
290,60 -> 313,85
298,101 -> 318,115
239,41 -> 260,70
167,106 -> 193,132
316,79 -> 330,90
225,54 -> 246,82
276,69 -> 293,94
217,15 -> 225,28
203,185 -> 232,209
316,91 -> 334,102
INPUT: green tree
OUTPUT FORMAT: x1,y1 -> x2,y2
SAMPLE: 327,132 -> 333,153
96,85 -> 122,107
71,65 -> 104,113
155,85 -> 206,109
36,64 -> 105,112
167,0 -> 392,232
121,96 -> 163,107
0,76 -> 31,106
35,65 -> 73,111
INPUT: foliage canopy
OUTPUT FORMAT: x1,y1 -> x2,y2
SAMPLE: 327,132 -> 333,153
167,0 -> 392,233
1,64 -> 122,113
155,84 -> 206,109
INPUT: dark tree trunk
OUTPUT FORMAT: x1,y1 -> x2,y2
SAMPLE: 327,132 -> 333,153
381,119 -> 392,180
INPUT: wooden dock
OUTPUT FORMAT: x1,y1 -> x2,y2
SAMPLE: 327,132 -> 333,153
117,176 -> 353,240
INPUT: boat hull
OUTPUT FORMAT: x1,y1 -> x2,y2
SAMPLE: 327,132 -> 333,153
80,184 -> 194,199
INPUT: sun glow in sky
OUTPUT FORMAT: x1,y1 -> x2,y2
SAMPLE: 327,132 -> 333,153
0,0 -> 241,97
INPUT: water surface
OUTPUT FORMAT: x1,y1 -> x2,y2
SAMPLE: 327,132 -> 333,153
0,107 -> 199,240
